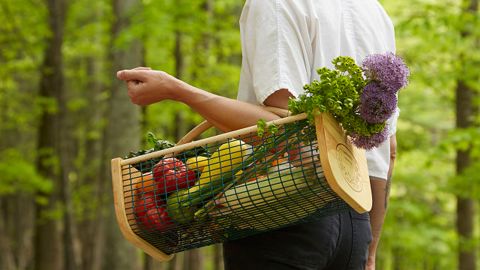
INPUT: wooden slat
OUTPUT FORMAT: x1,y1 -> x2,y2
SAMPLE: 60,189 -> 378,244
314,113 -> 372,213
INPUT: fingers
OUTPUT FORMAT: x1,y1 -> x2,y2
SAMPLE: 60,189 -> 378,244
125,81 -> 145,105
116,69 -> 149,82
116,67 -> 155,106
133,67 -> 152,70
127,79 -> 142,89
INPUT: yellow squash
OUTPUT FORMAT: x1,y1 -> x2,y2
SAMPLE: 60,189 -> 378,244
166,139 -> 249,224
190,139 -> 248,192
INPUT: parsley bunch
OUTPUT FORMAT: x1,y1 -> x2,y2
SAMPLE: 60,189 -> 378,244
288,54 -> 409,149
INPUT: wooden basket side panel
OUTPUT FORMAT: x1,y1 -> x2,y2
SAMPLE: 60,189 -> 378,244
314,114 -> 372,213
111,158 -> 174,262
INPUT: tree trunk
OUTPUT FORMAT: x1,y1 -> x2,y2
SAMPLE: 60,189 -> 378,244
1,198 -> 36,270
62,66 -> 79,270
168,252 -> 183,270
0,200 -> 16,270
77,56 -> 108,270
143,253 -> 166,270
100,0 -> 143,269
192,0 -> 213,82
174,30 -> 184,80
392,247 -> 403,270
456,1 -> 478,270
456,79 -> 476,270
75,4 -> 110,270
34,0 -> 67,269
214,245 -> 223,270
183,249 -> 202,270
0,56 -> 37,270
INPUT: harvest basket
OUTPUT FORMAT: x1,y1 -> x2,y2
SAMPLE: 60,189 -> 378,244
111,109 -> 371,261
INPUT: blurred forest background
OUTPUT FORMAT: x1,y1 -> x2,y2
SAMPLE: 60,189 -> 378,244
0,0 -> 479,269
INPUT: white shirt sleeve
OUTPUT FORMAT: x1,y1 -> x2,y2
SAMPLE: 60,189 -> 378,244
238,0 -> 312,104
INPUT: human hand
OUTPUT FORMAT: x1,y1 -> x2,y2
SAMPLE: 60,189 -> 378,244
116,67 -> 183,106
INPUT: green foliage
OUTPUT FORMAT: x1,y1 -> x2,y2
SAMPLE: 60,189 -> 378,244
0,149 -> 52,196
256,119 -> 278,137
381,150 -> 456,269
448,162 -> 480,199
378,0 -> 480,268
288,56 -> 383,138
139,0 -> 243,144
0,0 -> 48,135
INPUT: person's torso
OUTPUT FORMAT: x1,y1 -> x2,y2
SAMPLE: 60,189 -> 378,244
237,0 -> 397,180
238,0 -> 395,103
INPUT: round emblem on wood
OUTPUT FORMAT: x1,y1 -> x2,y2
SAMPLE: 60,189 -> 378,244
335,144 -> 362,192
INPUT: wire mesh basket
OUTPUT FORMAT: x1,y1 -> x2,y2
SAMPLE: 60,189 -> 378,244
111,109 -> 371,261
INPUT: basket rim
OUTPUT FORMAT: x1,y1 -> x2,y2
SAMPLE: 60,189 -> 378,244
120,113 -> 308,166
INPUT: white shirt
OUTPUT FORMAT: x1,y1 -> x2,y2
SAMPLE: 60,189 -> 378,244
237,0 -> 398,180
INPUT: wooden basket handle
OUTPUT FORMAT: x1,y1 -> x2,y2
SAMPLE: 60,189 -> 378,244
176,106 -> 290,145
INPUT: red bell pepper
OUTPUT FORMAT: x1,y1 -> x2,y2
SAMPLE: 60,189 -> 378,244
153,157 -> 197,194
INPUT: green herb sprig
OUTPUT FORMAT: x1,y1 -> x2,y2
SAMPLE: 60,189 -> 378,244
288,56 -> 384,138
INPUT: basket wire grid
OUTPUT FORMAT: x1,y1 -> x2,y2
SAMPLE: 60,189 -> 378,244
111,112 -> 371,261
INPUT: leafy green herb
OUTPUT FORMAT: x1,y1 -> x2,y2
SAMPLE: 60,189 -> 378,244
125,132 -> 175,173
256,119 -> 278,137
288,56 -> 384,140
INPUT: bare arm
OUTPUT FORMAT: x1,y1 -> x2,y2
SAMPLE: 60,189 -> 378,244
116,69 -> 291,132
366,135 -> 396,270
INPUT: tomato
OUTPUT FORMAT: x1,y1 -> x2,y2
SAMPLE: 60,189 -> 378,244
153,157 -> 197,194
134,192 -> 157,218
134,192 -> 173,231
142,207 -> 173,231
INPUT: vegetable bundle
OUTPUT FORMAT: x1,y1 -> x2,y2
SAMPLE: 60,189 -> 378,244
129,119 -> 323,231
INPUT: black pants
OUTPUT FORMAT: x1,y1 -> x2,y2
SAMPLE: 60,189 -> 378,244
223,209 -> 372,270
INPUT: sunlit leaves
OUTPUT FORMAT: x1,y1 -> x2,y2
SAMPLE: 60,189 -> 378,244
0,149 -> 52,196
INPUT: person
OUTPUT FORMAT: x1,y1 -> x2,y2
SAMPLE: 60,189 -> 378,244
117,0 -> 398,269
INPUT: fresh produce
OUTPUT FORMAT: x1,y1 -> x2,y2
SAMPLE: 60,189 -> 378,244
185,156 -> 209,172
125,132 -> 176,173
134,192 -> 173,231
125,132 -> 210,173
209,166 -> 334,231
288,54 -> 409,149
166,139 -> 249,224
166,120 -> 306,224
142,207 -> 173,231
134,192 -> 156,217
214,166 -> 317,210
179,146 -> 210,162
152,158 -> 197,195
195,140 -> 248,189
133,173 -> 157,195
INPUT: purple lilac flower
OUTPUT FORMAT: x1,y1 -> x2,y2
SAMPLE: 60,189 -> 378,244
359,82 -> 397,124
350,127 -> 389,150
362,52 -> 410,93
